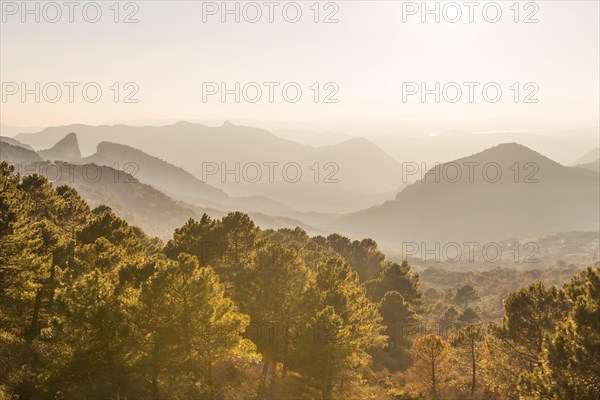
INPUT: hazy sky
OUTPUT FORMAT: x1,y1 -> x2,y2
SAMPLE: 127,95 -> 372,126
1,0 -> 599,135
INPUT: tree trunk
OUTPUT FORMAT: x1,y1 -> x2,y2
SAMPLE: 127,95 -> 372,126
268,360 -> 277,399
151,340 -> 159,400
257,360 -> 270,399
28,288 -> 43,339
322,347 -> 334,400
28,251 -> 53,339
322,377 -> 333,400
431,345 -> 437,400
207,361 -> 215,400
281,333 -> 291,397
471,340 -> 477,397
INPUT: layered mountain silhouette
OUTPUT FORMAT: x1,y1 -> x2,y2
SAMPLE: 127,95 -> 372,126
330,143 -> 600,246
83,141 -> 298,215
83,141 -> 227,204
14,122 -> 402,212
7,124 -> 599,246
0,134 -> 321,238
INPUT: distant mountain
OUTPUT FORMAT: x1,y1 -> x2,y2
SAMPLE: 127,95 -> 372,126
83,141 -> 227,205
572,148 -> 600,165
38,132 -> 81,162
0,136 -> 35,151
331,143 -> 600,246
14,121 -> 403,212
0,142 -> 43,165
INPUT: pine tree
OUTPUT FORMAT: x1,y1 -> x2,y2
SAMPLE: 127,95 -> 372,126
483,282 -> 569,399
365,260 -> 424,312
379,291 -> 418,350
135,253 -> 257,400
301,257 -> 386,399
454,285 -> 479,310
244,243 -> 312,399
519,267 -> 600,399
448,324 -> 485,398
409,334 -> 449,400
458,307 -> 479,324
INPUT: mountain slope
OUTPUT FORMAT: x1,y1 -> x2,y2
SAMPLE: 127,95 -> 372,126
330,143 -> 600,246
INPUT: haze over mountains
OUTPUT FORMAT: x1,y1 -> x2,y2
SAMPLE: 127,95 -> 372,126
12,121 -> 402,212
0,134 -> 322,238
2,122 -> 599,249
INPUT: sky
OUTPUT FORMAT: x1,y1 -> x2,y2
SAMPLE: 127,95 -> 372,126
1,0 -> 599,136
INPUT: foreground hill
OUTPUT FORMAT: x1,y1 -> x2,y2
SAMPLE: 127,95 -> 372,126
331,143 -> 600,246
